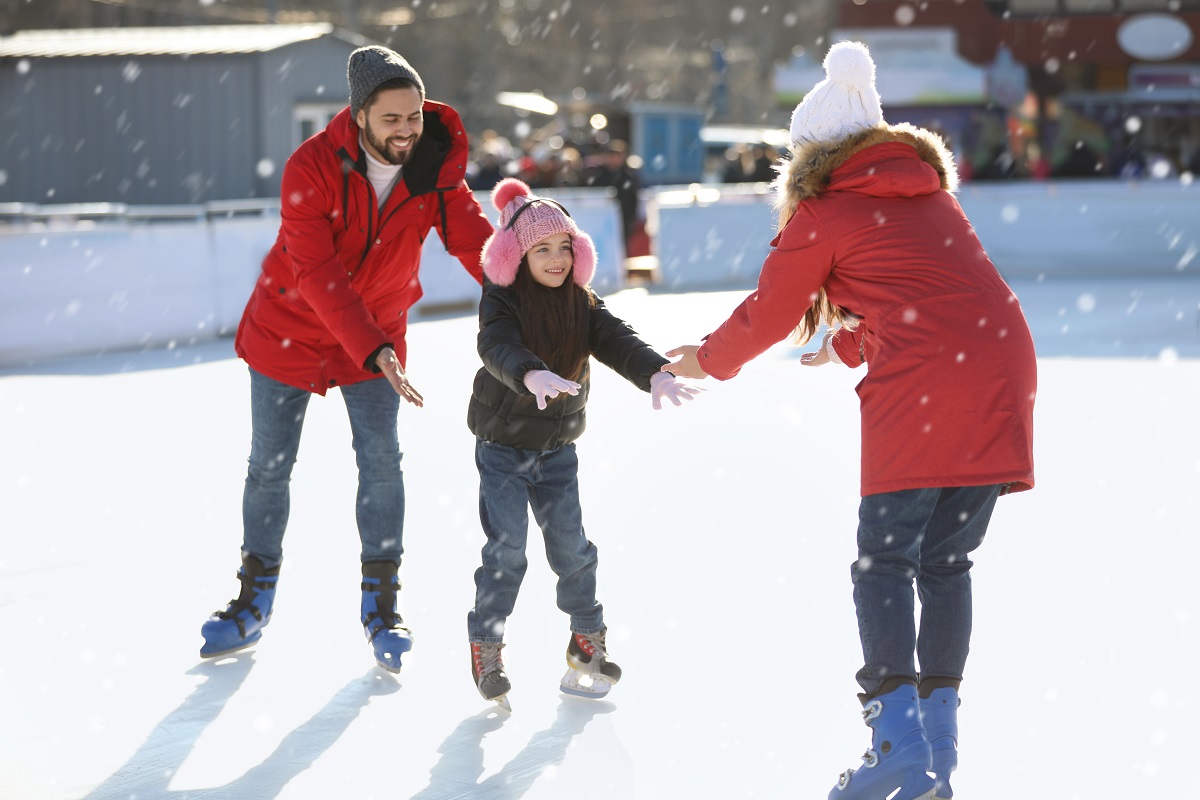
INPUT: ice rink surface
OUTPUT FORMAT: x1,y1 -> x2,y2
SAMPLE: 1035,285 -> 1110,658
3,277 -> 1199,799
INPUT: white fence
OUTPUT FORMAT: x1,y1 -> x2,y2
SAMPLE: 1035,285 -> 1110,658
2,179 -> 1198,368
0,191 -> 623,368
651,178 -> 1200,289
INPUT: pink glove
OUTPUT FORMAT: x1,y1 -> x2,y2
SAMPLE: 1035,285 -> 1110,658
523,369 -> 581,410
650,371 -> 701,410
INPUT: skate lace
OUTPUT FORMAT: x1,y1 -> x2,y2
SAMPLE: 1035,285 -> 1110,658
856,699 -> 882,768
835,700 -> 885,789
474,642 -> 505,675
214,574 -> 274,621
577,631 -> 607,658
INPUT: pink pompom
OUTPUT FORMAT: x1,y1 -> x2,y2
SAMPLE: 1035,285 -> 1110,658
491,178 -> 531,212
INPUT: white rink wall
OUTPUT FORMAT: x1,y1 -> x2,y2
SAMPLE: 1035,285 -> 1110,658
652,178 -> 1200,289
2,179 -> 1197,367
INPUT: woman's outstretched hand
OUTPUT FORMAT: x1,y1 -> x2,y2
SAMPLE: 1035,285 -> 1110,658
661,345 -> 708,380
800,330 -> 834,367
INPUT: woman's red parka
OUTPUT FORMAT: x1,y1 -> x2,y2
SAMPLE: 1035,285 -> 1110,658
697,125 -> 1036,496
236,102 -> 493,394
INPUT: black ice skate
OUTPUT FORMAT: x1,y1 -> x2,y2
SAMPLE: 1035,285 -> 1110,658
560,628 -> 621,699
471,641 -> 512,711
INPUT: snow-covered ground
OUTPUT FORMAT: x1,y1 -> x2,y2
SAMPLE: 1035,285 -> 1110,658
2,276 -> 1199,800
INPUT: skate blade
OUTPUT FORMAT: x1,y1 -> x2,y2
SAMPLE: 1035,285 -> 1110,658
199,636 -> 260,659
494,695 -> 512,712
559,667 -> 612,699
898,779 -> 939,800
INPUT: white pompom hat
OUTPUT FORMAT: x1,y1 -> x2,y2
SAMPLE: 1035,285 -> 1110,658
789,41 -> 884,147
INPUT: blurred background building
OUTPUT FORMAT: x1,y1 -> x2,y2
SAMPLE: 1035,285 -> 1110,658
1,0 -> 1198,205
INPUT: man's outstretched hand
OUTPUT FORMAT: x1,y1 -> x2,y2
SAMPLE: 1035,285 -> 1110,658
376,347 -> 424,407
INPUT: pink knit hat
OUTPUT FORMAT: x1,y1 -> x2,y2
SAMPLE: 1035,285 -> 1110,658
479,178 -> 596,287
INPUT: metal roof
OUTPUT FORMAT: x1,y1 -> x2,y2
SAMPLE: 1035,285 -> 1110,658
0,23 -> 365,58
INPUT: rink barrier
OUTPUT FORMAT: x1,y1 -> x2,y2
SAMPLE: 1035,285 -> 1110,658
0,191 -> 622,368
2,180 -> 1197,367
649,178 -> 1200,290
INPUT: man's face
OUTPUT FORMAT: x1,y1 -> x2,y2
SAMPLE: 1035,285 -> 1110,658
356,86 -> 424,166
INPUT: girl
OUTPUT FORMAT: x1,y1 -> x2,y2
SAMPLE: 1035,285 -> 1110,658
467,178 -> 697,710
664,42 -> 1035,800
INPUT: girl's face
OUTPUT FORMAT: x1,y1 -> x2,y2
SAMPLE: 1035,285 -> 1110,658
525,232 -> 573,288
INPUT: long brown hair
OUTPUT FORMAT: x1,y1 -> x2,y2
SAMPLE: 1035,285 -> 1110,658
511,256 -> 596,383
773,142 -> 847,346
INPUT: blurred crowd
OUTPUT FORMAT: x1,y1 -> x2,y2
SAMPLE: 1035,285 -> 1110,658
467,132 -> 645,257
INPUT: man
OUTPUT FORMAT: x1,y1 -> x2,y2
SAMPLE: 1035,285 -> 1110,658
199,45 -> 494,672
589,139 -> 642,258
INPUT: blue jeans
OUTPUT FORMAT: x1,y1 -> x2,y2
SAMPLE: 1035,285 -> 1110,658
468,439 -> 604,642
852,485 -> 1001,697
241,367 -> 405,569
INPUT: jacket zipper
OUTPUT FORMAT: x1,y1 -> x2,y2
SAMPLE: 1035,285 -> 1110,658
338,147 -> 454,272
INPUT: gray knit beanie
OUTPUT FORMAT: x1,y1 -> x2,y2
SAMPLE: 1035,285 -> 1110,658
348,45 -> 425,118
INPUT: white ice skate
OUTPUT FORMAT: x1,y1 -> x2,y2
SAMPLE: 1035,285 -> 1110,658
559,630 -> 621,699
471,641 -> 513,712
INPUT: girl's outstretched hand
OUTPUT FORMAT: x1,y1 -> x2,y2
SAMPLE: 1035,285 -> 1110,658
523,369 -> 581,410
661,345 -> 708,380
650,371 -> 702,410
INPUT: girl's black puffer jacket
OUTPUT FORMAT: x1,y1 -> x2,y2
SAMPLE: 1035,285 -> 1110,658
467,280 -> 668,451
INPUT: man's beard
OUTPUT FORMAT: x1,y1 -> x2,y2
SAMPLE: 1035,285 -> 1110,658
365,121 -> 416,166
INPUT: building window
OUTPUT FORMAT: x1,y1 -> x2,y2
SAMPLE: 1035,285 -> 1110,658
293,103 -> 344,148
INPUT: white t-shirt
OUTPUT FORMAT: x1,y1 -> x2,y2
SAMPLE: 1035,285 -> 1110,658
361,133 -> 403,209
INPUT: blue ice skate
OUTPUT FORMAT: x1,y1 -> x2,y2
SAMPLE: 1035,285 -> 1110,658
200,555 -> 279,658
829,684 -> 937,800
920,688 -> 960,799
361,561 -> 413,673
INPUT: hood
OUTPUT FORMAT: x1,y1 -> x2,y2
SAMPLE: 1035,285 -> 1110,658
329,99 -> 472,194
774,123 -> 958,219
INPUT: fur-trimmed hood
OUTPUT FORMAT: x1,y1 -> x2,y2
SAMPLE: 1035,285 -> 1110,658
774,123 -> 958,220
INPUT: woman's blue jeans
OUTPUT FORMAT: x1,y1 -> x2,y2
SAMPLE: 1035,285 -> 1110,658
468,439 -> 604,642
241,367 -> 405,569
852,484 -> 1001,697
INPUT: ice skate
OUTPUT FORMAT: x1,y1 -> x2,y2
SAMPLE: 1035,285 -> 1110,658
560,628 -> 621,699
471,641 -> 512,711
919,687 -> 961,799
829,684 -> 937,800
200,555 -> 279,658
361,561 -> 413,673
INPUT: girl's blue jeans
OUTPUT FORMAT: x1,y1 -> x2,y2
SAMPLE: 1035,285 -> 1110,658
241,367 -> 405,569
468,439 -> 604,642
852,484 -> 1002,697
